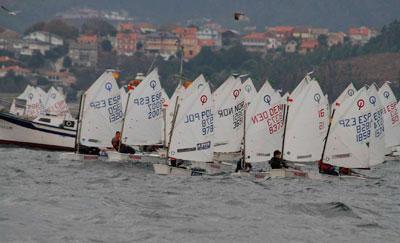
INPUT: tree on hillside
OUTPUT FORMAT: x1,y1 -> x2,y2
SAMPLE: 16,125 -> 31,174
101,40 -> 113,52
24,19 -> 79,40
81,18 -> 117,36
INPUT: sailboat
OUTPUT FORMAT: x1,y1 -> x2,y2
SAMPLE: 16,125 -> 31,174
61,69 -> 123,160
284,75 -> 329,162
1,84 -> 76,151
378,82 -> 400,156
106,69 -> 166,163
44,87 -> 71,117
322,86 -> 386,172
244,80 -> 284,163
9,84 -> 33,116
213,76 -> 245,162
153,74 -> 214,175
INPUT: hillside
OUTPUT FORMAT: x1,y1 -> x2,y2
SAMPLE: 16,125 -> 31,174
317,53 -> 400,99
1,0 -> 400,32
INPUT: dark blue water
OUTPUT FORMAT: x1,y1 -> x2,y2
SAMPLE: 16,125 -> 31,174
0,147 -> 399,242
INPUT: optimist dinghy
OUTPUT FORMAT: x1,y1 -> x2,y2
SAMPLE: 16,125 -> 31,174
321,86 -> 386,172
107,69 -> 165,162
213,76 -> 245,162
60,70 -> 123,161
153,74 -> 215,176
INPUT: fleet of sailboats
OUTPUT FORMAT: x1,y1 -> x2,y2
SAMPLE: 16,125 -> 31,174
2,66 -> 400,179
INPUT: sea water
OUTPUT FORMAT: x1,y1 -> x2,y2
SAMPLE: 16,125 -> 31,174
0,147 -> 399,243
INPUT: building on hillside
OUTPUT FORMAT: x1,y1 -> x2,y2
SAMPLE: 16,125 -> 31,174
267,26 -> 294,42
116,32 -> 137,56
293,27 -> 312,39
241,32 -> 267,54
299,39 -> 319,54
136,23 -> 157,34
265,32 -> 282,50
0,56 -> 17,63
23,31 -> 64,46
78,35 -> 98,45
172,27 -> 201,60
118,22 -> 135,32
197,28 -> 222,47
0,65 -> 31,77
41,70 -> 76,86
309,27 -> 329,39
68,35 -> 98,67
144,32 -> 179,60
0,28 -> 20,51
285,40 -> 298,53
327,32 -> 346,47
13,40 -> 51,56
348,26 -> 377,45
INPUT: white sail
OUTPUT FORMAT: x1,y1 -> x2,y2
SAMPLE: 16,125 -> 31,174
323,87 -> 374,168
168,75 -> 214,161
284,78 -> 329,162
242,78 -> 257,105
245,80 -> 280,131
333,83 -> 356,106
213,76 -> 245,153
245,87 -> 286,162
24,88 -> 43,118
378,82 -> 400,148
367,85 -> 386,166
10,85 -> 33,115
36,87 -> 47,115
79,70 -> 123,148
123,69 -> 163,145
44,87 -> 70,116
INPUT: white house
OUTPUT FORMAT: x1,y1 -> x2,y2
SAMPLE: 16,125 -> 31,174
23,31 -> 64,46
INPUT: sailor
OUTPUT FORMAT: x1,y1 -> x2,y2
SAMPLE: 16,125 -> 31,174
269,150 -> 289,169
235,158 -> 252,172
111,131 -> 135,154
318,160 -> 351,176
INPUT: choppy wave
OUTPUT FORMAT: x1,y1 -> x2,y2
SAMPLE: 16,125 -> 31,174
0,148 -> 400,242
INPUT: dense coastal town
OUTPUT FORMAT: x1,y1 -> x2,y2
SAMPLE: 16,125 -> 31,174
0,7 -> 379,100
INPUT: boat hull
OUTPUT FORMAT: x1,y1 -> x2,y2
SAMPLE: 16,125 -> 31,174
0,112 -> 75,151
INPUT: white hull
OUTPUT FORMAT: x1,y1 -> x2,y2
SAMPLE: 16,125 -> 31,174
106,150 -> 167,163
232,169 -> 308,179
0,112 -> 75,151
191,161 -> 233,174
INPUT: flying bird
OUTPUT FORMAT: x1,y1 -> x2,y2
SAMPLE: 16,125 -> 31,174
1,5 -> 20,16
234,12 -> 249,21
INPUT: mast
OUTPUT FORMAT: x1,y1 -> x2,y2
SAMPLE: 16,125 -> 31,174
320,106 -> 336,162
75,93 -> 86,153
118,91 -> 132,152
166,96 -> 180,161
162,107 -> 167,147
281,97 -> 291,159
242,103 -> 247,167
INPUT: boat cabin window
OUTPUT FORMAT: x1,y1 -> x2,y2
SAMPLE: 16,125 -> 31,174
38,118 -> 51,123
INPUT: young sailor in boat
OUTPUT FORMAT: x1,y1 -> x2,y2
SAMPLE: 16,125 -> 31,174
269,150 -> 289,169
111,131 -> 136,154
318,160 -> 351,176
